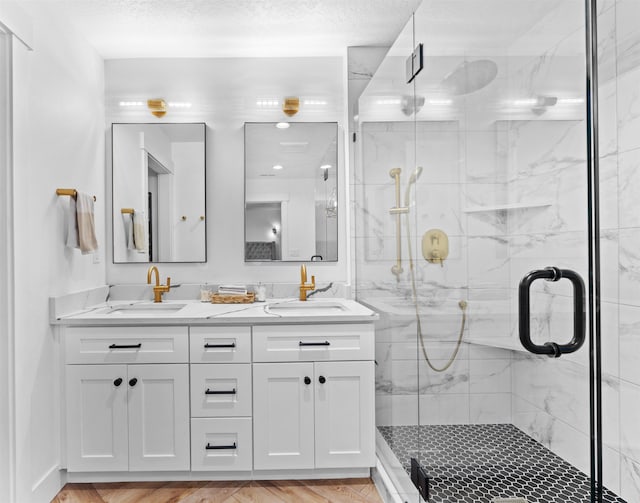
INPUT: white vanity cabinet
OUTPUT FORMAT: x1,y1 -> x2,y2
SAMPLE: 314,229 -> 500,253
252,324 -> 375,471
64,326 -> 190,472
59,313 -> 377,480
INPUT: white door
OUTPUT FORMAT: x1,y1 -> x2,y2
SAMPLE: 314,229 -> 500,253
314,361 -> 375,468
66,365 -> 128,472
253,363 -> 314,470
127,364 -> 190,471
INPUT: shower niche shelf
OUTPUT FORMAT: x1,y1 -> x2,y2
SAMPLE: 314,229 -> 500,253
463,202 -> 551,213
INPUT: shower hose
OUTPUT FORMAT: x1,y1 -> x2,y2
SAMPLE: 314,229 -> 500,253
405,214 -> 467,373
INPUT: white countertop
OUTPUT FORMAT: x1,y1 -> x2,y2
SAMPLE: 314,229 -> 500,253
53,298 -> 379,326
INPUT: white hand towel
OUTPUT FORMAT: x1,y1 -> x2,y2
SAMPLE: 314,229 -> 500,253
65,197 -> 79,249
76,192 -> 98,254
132,210 -> 147,252
125,212 -> 136,250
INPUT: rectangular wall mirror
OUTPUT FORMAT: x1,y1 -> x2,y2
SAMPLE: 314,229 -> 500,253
244,122 -> 338,262
112,123 -> 206,263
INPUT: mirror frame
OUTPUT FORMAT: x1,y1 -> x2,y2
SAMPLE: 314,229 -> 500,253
111,122 -> 207,264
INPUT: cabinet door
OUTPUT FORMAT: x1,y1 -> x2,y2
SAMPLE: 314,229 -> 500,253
127,364 -> 190,471
314,361 -> 375,468
66,365 -> 128,472
253,363 -> 314,470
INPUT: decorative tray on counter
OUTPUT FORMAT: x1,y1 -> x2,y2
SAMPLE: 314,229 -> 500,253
210,292 -> 255,304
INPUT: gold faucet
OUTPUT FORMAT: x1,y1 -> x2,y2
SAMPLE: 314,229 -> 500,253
299,264 -> 315,301
147,265 -> 171,303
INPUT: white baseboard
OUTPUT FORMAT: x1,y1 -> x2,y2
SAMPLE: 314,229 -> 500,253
31,464 -> 65,503
66,467 -> 370,483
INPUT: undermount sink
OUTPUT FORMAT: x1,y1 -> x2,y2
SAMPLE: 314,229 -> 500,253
266,300 -> 349,316
103,303 -> 187,316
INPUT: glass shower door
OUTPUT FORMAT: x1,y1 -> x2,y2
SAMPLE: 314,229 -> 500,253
408,0 -> 615,501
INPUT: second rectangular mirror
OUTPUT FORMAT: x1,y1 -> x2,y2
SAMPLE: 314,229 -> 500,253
244,122 -> 338,262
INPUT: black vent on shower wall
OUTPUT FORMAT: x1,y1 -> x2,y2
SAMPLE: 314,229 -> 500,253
411,457 -> 430,501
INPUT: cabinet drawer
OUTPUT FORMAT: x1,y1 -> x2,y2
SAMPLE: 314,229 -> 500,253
65,326 -> 188,364
191,417 -> 252,472
252,324 -> 374,362
190,326 -> 251,363
190,364 -> 252,417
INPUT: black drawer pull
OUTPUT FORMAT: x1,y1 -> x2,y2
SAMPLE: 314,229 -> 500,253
304,376 -> 311,385
129,378 -> 138,387
109,343 -> 142,349
204,342 -> 236,348
206,442 -> 237,450
319,376 -> 326,384
205,388 -> 237,395
113,378 -> 123,387
299,341 -> 330,347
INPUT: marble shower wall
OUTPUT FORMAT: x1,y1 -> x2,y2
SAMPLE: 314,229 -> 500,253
357,116 -> 513,428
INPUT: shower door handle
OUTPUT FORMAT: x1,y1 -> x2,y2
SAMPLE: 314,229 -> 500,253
518,267 -> 586,357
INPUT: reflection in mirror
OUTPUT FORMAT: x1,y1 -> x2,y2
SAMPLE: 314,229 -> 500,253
244,122 -> 338,262
112,123 -> 206,263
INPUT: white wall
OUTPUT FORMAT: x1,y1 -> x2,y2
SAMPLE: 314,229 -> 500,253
105,57 -> 347,286
8,3 -> 105,502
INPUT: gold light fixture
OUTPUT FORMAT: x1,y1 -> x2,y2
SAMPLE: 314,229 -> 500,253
147,99 -> 167,118
282,97 -> 300,117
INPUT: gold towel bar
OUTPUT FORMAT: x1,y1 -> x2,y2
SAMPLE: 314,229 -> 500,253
121,208 -> 134,214
56,188 -> 96,202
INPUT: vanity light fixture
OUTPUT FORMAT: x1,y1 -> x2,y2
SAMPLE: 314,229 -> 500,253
147,99 -> 167,118
119,101 -> 144,107
282,97 -> 300,116
513,98 -> 538,106
272,164 -> 284,170
276,122 -> 290,129
320,164 -> 332,170
168,102 -> 192,108
558,97 -> 584,104
257,99 -> 279,107
304,99 -> 327,106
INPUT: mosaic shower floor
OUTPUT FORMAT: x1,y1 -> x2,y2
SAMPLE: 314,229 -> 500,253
378,424 -> 625,503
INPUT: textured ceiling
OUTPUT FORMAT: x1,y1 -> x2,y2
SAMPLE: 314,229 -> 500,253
36,0 -> 422,58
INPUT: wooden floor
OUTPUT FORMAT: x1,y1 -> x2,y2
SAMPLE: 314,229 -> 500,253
51,479 -> 384,503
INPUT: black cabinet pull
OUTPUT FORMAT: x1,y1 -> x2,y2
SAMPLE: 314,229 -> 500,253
113,378 -> 123,387
519,267 -> 586,358
319,376 -> 326,384
129,378 -> 138,387
204,342 -> 236,348
304,376 -> 311,385
109,343 -> 142,349
205,388 -> 236,395
299,341 -> 330,347
206,442 -> 237,450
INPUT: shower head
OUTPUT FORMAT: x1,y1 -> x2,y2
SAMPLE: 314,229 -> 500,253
404,166 -> 423,206
408,166 -> 423,185
441,59 -> 498,95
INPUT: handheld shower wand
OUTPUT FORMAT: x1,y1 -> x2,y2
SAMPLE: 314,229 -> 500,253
404,166 -> 423,207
